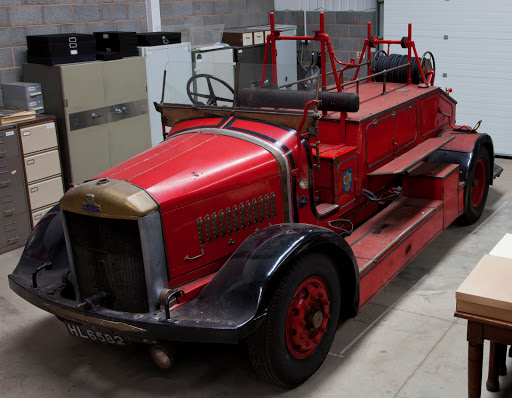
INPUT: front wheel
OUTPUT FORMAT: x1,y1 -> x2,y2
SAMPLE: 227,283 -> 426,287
248,252 -> 341,388
459,146 -> 491,225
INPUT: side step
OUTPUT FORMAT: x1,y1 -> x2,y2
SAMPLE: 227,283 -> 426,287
368,137 -> 455,176
494,163 -> 503,179
346,196 -> 444,309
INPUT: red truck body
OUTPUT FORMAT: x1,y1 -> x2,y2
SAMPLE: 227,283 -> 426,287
8,13 -> 500,388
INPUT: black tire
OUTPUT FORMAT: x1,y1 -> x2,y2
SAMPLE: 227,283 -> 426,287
247,252 -> 341,388
459,146 -> 491,225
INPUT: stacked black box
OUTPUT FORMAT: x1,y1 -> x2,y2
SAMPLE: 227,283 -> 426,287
27,34 -> 96,65
94,31 -> 138,58
137,32 -> 181,46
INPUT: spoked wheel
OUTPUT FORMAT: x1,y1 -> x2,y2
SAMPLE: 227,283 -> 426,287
248,252 -> 341,388
186,73 -> 235,106
460,146 -> 491,225
420,51 -> 436,85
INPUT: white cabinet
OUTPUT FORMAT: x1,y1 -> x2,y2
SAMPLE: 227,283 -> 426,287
139,43 -> 193,146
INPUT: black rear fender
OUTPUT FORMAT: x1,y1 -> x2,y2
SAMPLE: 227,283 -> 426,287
428,132 -> 495,185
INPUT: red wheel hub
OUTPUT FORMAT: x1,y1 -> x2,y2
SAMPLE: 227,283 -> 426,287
285,276 -> 331,359
470,159 -> 486,208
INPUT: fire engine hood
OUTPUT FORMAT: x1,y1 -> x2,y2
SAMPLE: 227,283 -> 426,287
92,117 -> 297,214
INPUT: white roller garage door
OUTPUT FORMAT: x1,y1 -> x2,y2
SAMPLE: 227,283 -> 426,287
384,0 -> 512,156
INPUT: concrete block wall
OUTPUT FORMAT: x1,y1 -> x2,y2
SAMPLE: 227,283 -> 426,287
274,10 -> 376,81
159,0 -> 274,30
0,0 -> 148,106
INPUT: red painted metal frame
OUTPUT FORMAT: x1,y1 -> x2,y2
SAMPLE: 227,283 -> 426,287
261,12 -> 431,92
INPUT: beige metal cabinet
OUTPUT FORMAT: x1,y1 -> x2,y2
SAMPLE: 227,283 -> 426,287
31,204 -> 54,226
28,176 -> 64,210
0,116 -> 63,253
23,58 -> 151,186
24,150 -> 61,183
19,122 -> 58,154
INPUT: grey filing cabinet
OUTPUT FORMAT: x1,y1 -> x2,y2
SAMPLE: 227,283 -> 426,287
0,115 -> 64,254
2,82 -> 44,113
248,24 -> 298,89
23,57 -> 151,186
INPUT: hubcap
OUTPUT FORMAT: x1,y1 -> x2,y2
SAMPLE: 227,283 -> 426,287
285,276 -> 331,359
470,159 -> 486,208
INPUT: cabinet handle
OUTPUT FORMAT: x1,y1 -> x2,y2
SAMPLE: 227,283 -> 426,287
30,186 -> 39,193
113,106 -> 128,114
26,159 -> 35,165
3,208 -> 14,216
7,236 -> 19,243
91,113 -> 103,119
0,180 -> 11,188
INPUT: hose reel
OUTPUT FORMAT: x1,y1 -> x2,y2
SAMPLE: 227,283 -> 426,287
372,51 -> 436,85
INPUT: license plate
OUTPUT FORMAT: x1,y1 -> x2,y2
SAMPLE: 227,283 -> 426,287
64,322 -> 126,345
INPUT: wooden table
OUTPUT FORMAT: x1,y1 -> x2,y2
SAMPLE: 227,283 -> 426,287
455,311 -> 512,397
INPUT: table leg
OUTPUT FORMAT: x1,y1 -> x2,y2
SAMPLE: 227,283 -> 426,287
498,343 -> 507,376
469,342 -> 484,398
467,321 -> 484,398
486,341 -> 500,392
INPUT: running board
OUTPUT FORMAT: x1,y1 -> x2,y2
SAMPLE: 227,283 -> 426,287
346,196 -> 444,309
368,137 -> 455,176
494,163 -> 503,179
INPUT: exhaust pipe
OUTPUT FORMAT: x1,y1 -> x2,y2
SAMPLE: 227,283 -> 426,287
150,344 -> 176,369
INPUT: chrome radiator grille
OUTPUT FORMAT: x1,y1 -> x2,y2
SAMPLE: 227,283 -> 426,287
65,211 -> 149,313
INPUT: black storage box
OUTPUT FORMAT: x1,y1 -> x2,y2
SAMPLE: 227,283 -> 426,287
137,32 -> 181,46
94,31 -> 138,56
96,51 -> 123,61
27,34 -> 96,65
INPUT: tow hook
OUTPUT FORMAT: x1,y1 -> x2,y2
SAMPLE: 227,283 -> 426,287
150,344 -> 177,369
76,291 -> 110,311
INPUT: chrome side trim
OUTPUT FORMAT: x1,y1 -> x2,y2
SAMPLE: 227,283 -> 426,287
167,128 -> 293,223
60,208 -> 81,301
138,212 -> 169,311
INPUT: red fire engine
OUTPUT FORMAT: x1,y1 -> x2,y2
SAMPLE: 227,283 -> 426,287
9,13 -> 502,387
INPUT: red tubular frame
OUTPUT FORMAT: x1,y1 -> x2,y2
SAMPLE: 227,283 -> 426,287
261,14 -> 431,91
260,12 -> 344,91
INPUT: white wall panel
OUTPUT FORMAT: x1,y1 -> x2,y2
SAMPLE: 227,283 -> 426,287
275,0 -> 376,11
385,0 -> 512,155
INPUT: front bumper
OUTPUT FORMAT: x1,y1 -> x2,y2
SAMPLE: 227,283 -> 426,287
8,270 -> 260,345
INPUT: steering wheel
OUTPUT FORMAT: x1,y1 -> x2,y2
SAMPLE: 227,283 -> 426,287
186,74 -> 235,106
420,51 -> 436,85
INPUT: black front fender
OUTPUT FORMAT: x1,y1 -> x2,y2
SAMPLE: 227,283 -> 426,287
170,224 -> 360,340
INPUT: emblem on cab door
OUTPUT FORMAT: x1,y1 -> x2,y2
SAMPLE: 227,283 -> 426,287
82,194 -> 100,212
342,168 -> 353,194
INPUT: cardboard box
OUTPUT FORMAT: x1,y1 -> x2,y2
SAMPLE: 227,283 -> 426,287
456,254 -> 512,322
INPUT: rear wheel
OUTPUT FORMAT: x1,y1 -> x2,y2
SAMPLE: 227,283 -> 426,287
248,252 -> 341,387
460,146 -> 490,225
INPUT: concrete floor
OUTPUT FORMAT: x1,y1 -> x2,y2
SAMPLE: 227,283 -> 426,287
1,159 -> 511,398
